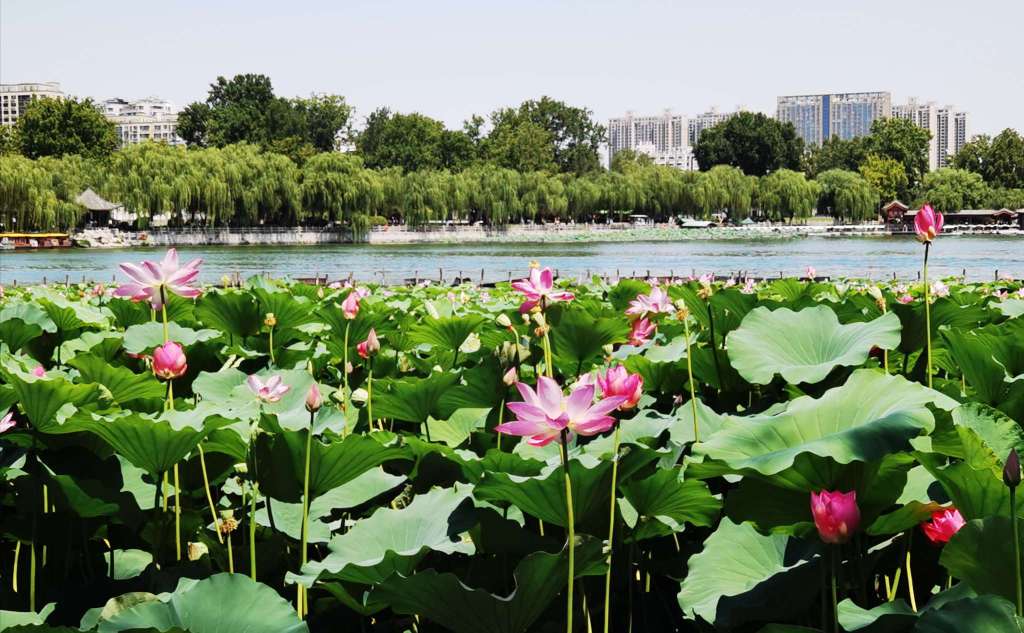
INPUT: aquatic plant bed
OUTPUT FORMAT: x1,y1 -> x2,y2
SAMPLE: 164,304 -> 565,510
2,251 -> 1024,632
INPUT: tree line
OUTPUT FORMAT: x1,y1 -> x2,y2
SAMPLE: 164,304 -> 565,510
1,73 -> 1023,231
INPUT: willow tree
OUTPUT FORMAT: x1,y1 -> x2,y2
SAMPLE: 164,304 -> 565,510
565,175 -> 602,222
0,154 -> 90,230
815,169 -> 877,223
519,171 -> 567,222
103,142 -> 194,227
302,152 -> 384,227
464,164 -> 522,226
399,170 -> 452,227
758,169 -> 820,223
696,165 -> 755,222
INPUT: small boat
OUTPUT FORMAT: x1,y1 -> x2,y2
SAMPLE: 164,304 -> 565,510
0,232 -> 72,249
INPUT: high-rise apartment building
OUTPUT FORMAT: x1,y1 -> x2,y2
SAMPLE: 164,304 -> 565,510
776,91 -> 891,147
892,98 -> 969,170
96,97 -> 185,146
0,82 -> 64,126
608,110 -> 695,170
687,109 -> 736,145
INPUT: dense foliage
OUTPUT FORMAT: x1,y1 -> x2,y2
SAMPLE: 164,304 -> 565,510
693,111 -> 805,177
11,97 -> 118,160
1,253 -> 1024,632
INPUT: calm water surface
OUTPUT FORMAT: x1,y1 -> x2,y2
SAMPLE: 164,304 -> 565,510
1,235 -> 1020,284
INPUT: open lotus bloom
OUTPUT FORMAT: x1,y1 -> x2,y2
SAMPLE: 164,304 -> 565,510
496,376 -> 626,447
596,365 -> 643,410
152,341 -> 188,379
914,204 -> 944,243
810,490 -> 860,544
247,374 -> 290,403
113,248 -> 202,309
0,411 -> 14,434
511,267 -> 575,313
626,286 -> 673,317
629,318 -> 656,346
921,508 -> 965,544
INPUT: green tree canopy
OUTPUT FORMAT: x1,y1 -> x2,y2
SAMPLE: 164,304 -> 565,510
609,149 -> 654,173
861,118 -> 931,191
757,169 -> 820,223
15,97 -> 117,159
693,111 -> 803,177
805,136 -> 868,177
485,97 -> 605,174
953,129 -> 1024,189
859,154 -> 909,205
815,169 -> 878,223
915,168 -> 990,213
357,108 -> 474,172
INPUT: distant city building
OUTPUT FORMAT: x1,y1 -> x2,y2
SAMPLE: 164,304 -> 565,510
891,99 -> 969,170
776,91 -> 891,147
608,110 -> 697,170
96,97 -> 184,146
687,108 -> 737,145
0,82 -> 64,126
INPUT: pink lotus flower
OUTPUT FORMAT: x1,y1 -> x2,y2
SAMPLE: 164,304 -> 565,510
357,328 -> 380,359
921,507 -> 965,544
31,366 -> 45,378
810,490 -> 861,544
305,383 -> 323,413
805,266 -> 816,280
152,341 -> 187,379
502,367 -> 519,386
247,374 -> 290,403
496,376 -> 627,446
914,204 -> 944,243
341,291 -> 360,320
629,318 -> 656,346
596,365 -> 643,410
0,411 -> 14,434
741,278 -> 756,294
897,294 -> 914,304
626,286 -> 673,317
113,248 -> 202,309
931,280 -> 950,297
511,267 -> 574,313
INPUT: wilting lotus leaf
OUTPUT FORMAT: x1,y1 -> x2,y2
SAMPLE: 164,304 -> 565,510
96,573 -> 308,633
677,518 -> 822,628
726,305 -> 901,385
288,485 -> 474,587
693,370 -> 956,489
373,538 -> 604,633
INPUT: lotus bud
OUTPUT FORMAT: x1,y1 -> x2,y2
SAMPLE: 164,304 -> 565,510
1005,449 -> 1021,488
152,341 -> 187,380
341,291 -> 360,320
221,275 -> 231,287
459,332 -> 481,354
357,328 -> 380,359
602,343 -> 615,356
351,388 -> 369,403
810,490 -> 860,544
305,383 -> 323,413
496,313 -> 513,328
503,367 -> 518,386
264,312 -> 276,328
532,312 -> 547,328
187,541 -> 209,561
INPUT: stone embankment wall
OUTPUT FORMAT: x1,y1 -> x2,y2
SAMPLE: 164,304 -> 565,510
144,228 -> 352,246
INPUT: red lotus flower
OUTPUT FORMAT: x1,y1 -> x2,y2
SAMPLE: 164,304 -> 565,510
152,341 -> 187,380
596,365 -> 643,410
921,508 -> 965,544
810,490 -> 860,544
496,376 -> 626,447
113,248 -> 202,309
511,267 -> 574,313
914,204 -> 944,243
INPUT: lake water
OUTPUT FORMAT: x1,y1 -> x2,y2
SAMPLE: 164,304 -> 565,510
0,235 -> 1020,285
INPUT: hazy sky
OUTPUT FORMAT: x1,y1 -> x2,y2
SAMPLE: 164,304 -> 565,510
2,0 -> 1021,136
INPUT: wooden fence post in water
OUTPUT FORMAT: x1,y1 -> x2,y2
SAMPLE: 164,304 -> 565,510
480,269 -> 484,283
439,268 -> 443,283
995,269 -> 999,281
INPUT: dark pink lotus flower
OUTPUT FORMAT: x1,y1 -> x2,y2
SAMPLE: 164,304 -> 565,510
357,328 -> 380,359
247,374 -> 290,403
629,318 -> 656,346
921,508 -> 965,544
511,267 -> 574,313
626,286 -> 673,317
152,341 -> 187,379
113,248 -> 202,309
810,490 -> 861,544
496,376 -> 626,447
596,365 -> 643,410
914,204 -> 944,243
0,410 -> 14,434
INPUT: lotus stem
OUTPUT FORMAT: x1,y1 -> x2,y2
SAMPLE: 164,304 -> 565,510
12,540 -> 20,593
560,428 -> 575,633
197,445 -> 223,543
226,530 -> 234,573
831,546 -> 839,633
249,482 -> 258,581
298,414 -> 313,619
367,356 -> 374,431
683,316 -> 699,442
166,380 -> 181,561
706,303 -> 723,390
1013,486 -> 1022,616
603,424 -> 621,633
497,399 -> 504,451
41,484 -> 47,566
342,322 -> 350,398
543,325 -> 555,379
905,547 -> 917,612
881,303 -> 889,373
268,325 -> 275,366
923,242 -> 932,389
29,538 -> 36,612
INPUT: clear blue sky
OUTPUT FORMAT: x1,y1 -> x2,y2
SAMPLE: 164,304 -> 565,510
2,0 -> 1020,136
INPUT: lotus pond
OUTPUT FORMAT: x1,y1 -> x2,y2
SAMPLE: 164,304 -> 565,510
1,254 -> 1024,633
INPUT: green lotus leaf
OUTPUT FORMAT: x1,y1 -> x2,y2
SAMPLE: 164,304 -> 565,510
892,297 -> 991,355
36,294 -> 108,331
408,314 -> 487,352
620,466 -> 721,540
0,604 -> 56,629
942,320 -> 1024,408
103,549 -> 154,580
677,518 -> 822,628
122,322 -> 222,354
96,573 -> 308,633
56,330 -> 123,363
693,370 -> 957,489
997,299 -> 1024,319
69,354 -> 166,404
372,372 -> 460,424
373,538 -> 605,633
1,368 -> 103,432
940,516 -> 1024,602
427,407 -> 491,447
726,305 -> 901,385
550,308 -> 629,374
915,595 -> 1023,633
0,301 -> 56,351
838,583 -> 977,631
193,290 -> 261,341
288,485 -> 474,587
